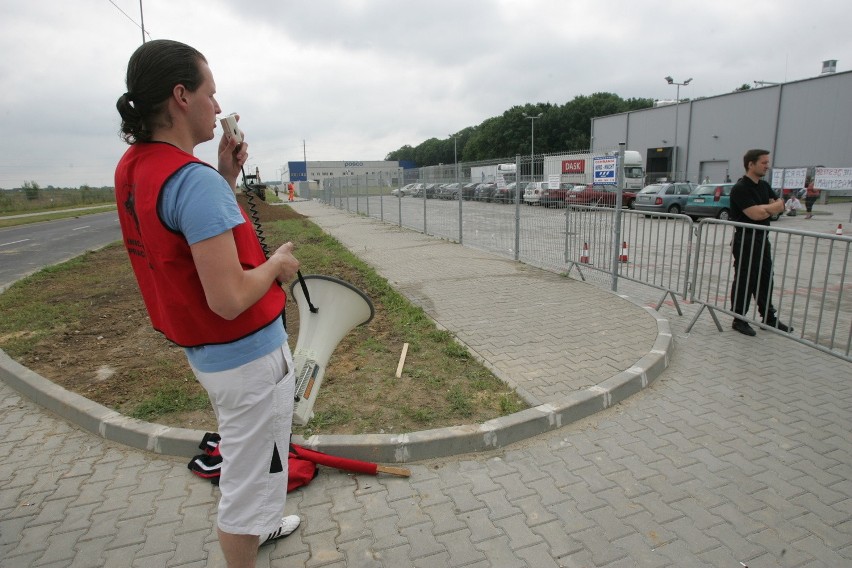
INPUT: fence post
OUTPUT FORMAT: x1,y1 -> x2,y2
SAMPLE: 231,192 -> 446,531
515,154 -> 522,261
611,143 -> 626,292
458,159 -> 463,245
423,178 -> 428,235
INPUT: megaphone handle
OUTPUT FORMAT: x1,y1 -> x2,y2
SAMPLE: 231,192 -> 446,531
296,270 -> 319,313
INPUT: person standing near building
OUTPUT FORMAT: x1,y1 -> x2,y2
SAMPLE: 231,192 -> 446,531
803,176 -> 820,219
114,39 -> 301,567
287,181 -> 295,202
728,149 -> 793,336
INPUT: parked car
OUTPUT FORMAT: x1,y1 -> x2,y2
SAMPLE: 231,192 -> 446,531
408,183 -> 426,197
683,183 -> 735,219
391,183 -> 415,197
473,183 -> 497,202
633,182 -> 697,215
492,182 -> 523,204
564,185 -> 637,209
423,183 -> 442,199
461,182 -> 479,200
539,183 -> 577,208
684,182 -> 783,221
522,182 -> 546,205
437,183 -> 461,200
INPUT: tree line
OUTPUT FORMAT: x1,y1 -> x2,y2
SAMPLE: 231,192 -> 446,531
385,92 -> 654,167
1,181 -> 115,214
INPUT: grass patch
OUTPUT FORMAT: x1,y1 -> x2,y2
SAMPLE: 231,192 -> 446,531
0,203 -> 529,434
130,382 -> 210,421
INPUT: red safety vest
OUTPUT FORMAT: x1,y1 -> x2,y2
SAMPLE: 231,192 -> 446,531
114,142 -> 285,347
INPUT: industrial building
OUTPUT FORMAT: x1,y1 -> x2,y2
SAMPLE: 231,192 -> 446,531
286,160 -> 414,184
591,62 -> 850,185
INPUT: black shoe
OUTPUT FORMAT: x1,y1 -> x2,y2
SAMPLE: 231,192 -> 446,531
765,317 -> 793,333
732,319 -> 756,336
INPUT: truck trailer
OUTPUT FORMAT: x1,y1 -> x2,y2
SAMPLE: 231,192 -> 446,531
543,150 -> 645,190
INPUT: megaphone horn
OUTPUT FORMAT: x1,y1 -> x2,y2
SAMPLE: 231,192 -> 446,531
289,275 -> 374,425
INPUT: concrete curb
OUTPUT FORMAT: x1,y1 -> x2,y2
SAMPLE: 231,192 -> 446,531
0,299 -> 672,464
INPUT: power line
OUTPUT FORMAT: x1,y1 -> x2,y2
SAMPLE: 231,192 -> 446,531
106,0 -> 152,41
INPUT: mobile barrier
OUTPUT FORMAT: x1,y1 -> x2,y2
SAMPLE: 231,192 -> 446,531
688,219 -> 851,362
316,174 -> 851,362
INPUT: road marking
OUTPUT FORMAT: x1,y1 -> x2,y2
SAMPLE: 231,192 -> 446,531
0,239 -> 30,247
72,226 -> 91,231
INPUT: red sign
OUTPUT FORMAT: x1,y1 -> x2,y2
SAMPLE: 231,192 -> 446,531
562,159 -> 585,174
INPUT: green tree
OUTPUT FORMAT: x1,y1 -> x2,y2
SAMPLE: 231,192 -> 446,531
23,180 -> 40,201
385,92 -> 654,167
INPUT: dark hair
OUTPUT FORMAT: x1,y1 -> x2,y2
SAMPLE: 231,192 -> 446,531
116,39 -> 207,144
743,149 -> 769,171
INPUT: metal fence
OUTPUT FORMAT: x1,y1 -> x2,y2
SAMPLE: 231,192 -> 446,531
316,154 -> 851,362
688,219 -> 851,361
564,207 -> 694,314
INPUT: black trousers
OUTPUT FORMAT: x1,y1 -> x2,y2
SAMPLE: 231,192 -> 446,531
805,196 -> 818,213
731,231 -> 776,320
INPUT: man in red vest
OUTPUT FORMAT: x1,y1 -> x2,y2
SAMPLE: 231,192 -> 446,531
115,39 -> 301,567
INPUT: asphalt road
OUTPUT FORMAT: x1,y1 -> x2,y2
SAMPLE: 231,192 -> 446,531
0,211 -> 121,290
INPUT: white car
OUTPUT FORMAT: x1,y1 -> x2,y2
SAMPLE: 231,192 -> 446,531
522,182 -> 548,205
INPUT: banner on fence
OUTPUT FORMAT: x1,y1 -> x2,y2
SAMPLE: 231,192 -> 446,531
593,156 -> 617,186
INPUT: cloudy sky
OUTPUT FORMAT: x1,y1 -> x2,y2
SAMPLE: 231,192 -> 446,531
1,0 -> 848,189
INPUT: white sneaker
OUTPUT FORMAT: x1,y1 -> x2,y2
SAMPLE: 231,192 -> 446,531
260,515 -> 301,546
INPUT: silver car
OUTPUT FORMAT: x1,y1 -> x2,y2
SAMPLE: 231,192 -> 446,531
633,182 -> 697,215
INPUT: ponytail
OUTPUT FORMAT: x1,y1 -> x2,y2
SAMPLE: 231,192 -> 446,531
117,39 -> 207,144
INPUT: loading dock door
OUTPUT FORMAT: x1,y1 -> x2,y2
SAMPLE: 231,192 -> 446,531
647,147 -> 673,182
698,161 -> 730,183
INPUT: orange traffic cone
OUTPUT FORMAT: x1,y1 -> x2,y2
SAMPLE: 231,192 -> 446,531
619,241 -> 629,262
836,224 -> 843,236
579,242 -> 590,264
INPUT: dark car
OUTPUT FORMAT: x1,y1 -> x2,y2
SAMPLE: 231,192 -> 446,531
633,182 -> 697,215
539,183 -> 577,208
492,182 -> 523,204
564,185 -> 637,209
438,183 -> 462,200
473,183 -> 497,202
423,183 -> 442,199
461,182 -> 479,200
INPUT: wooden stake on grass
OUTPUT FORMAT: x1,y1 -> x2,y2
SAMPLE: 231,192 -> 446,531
395,342 -> 409,378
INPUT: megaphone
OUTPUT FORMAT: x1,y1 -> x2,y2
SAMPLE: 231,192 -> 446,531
289,275 -> 374,425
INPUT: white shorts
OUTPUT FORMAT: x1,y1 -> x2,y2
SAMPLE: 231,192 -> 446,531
191,343 -> 295,535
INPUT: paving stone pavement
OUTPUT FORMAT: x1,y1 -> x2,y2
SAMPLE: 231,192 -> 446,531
1,202 -> 850,567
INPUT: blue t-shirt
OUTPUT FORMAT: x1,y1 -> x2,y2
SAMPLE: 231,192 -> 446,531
159,163 -> 287,372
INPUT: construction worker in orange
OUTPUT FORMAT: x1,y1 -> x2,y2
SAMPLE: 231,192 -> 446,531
287,182 -> 295,202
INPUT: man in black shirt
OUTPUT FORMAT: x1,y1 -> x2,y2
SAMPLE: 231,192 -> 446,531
728,149 -> 792,336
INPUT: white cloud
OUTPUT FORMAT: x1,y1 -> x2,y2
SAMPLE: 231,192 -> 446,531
0,0 -> 848,187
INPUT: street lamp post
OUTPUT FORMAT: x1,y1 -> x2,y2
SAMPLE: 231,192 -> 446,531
665,76 -> 692,181
523,113 -> 542,181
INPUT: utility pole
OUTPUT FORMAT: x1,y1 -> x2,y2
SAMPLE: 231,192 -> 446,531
139,0 -> 145,43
